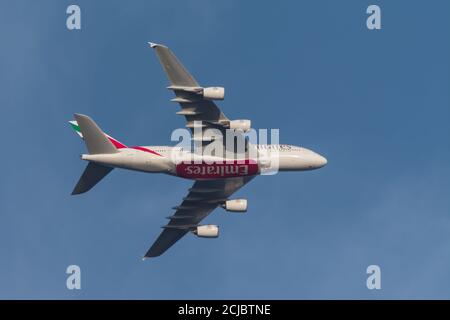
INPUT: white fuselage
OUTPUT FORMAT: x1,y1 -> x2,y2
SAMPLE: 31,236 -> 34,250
81,144 -> 327,180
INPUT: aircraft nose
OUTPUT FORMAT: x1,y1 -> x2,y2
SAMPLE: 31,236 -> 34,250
314,153 -> 327,168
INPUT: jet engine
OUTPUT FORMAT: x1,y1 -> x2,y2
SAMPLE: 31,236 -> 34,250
202,87 -> 225,100
229,119 -> 251,132
222,199 -> 247,212
193,225 -> 219,238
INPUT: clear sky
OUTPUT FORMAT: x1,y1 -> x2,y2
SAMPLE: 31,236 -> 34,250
1,0 -> 450,299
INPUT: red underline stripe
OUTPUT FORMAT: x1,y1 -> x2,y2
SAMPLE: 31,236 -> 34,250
106,136 -> 161,156
130,146 -> 162,156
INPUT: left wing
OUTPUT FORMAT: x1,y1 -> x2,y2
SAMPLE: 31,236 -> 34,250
144,177 -> 254,258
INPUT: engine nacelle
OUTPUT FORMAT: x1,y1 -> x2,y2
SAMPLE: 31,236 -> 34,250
223,199 -> 247,213
194,225 -> 219,238
203,87 -> 225,100
229,119 -> 251,132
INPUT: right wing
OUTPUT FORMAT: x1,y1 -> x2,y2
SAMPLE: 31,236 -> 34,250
144,176 -> 254,258
148,42 -> 229,134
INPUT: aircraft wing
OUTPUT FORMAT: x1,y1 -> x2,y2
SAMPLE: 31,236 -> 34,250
148,42 -> 230,134
144,176 -> 254,258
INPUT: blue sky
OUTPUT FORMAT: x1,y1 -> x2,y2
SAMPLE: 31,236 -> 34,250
1,0 -> 450,299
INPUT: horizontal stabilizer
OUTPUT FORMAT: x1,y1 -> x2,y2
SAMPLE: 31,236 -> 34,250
72,162 -> 113,195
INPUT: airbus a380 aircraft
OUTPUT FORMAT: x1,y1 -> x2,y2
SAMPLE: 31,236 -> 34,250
69,43 -> 327,258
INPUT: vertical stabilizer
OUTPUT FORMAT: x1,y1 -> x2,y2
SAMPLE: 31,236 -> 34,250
73,114 -> 117,154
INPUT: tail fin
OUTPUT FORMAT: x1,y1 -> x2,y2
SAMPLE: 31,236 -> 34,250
72,162 -> 113,195
70,114 -> 117,195
69,118 -> 127,149
73,114 -> 118,154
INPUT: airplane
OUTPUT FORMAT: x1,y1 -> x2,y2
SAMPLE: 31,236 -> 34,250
69,42 -> 327,258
